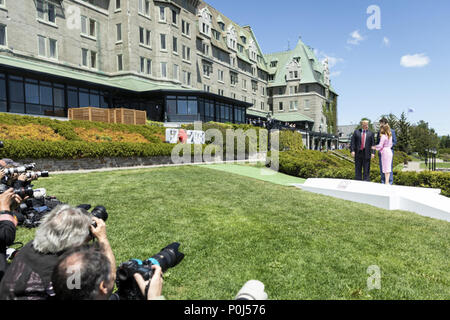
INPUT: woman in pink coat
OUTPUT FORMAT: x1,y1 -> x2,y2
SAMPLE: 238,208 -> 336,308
372,124 -> 393,185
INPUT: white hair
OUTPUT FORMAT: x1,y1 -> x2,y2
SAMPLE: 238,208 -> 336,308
33,205 -> 92,254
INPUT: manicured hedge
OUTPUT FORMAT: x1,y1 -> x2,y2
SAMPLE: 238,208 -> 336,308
274,150 -> 450,196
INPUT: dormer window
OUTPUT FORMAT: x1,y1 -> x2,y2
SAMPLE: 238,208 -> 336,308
270,61 -> 278,68
248,39 -> 257,62
286,58 -> 301,81
198,7 -> 212,37
218,22 -> 225,31
240,36 -> 246,44
226,25 -> 237,51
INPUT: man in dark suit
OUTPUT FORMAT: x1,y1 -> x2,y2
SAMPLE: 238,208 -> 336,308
350,119 -> 375,181
376,118 -> 397,184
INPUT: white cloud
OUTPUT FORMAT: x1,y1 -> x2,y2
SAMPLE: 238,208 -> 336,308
382,37 -> 390,47
347,30 -> 365,45
400,53 -> 430,68
330,71 -> 342,77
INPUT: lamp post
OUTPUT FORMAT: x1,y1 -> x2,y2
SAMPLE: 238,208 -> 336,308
319,124 -> 323,151
305,122 -> 310,150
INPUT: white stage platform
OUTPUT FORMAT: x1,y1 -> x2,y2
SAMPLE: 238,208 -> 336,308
293,179 -> 450,222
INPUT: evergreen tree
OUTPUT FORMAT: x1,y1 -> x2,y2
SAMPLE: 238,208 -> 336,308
395,112 -> 411,153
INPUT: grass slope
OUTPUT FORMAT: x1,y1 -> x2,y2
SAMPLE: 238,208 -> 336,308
17,166 -> 450,300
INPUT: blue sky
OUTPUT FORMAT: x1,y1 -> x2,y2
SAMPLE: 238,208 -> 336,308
206,0 -> 450,136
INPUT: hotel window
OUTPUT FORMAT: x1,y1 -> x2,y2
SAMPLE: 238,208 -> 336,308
218,22 -> 225,31
279,102 -> 283,111
138,0 -> 150,16
203,63 -> 212,77
81,15 -> 87,34
38,35 -> 46,56
49,38 -> 57,59
261,102 -> 265,110
116,23 -> 122,42
182,20 -> 190,36
89,19 -> 96,37
146,59 -> 152,75
289,101 -> 298,110
160,34 -> 166,50
117,54 -> 123,71
242,79 -> 247,90
304,99 -> 310,110
182,45 -> 190,61
0,0 -> 4,7
182,71 -> 191,86
172,9 -> 177,25
159,6 -> 166,22
218,69 -> 224,82
203,85 -> 210,92
251,80 -> 258,93
146,30 -> 151,46
115,0 -> 121,10
218,89 -> 224,96
230,72 -> 238,86
90,51 -> 97,69
160,62 -> 167,78
212,29 -> 220,41
81,48 -> 88,66
173,64 -> 179,80
202,43 -> 209,56
172,36 -> 178,53
139,27 -> 144,44
36,0 -> 56,24
140,57 -> 145,73
237,44 -> 243,53
0,24 -> 6,46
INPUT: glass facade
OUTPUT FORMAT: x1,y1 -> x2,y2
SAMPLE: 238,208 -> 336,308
0,71 -> 111,117
166,95 -> 246,124
0,70 -> 248,124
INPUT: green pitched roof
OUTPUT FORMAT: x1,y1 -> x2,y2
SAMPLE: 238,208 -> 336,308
264,38 -> 327,88
203,2 -> 268,72
0,54 -> 193,93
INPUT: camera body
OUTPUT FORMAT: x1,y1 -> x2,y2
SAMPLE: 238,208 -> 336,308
116,242 -> 184,300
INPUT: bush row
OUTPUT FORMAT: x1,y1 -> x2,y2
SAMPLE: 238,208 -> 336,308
274,150 -> 450,197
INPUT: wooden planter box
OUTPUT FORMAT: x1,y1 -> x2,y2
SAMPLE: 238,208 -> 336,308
68,107 -> 147,125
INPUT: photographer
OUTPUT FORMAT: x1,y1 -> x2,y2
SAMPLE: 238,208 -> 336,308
0,188 -> 22,282
0,205 -> 94,299
51,237 -> 164,300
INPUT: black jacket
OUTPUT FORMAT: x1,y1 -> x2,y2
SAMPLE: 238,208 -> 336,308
0,241 -> 60,300
0,211 -> 17,283
350,129 -> 376,159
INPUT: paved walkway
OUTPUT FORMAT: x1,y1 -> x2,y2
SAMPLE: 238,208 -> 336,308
202,163 -> 306,186
402,161 -> 423,172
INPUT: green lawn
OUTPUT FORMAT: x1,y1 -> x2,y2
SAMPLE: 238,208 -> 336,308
420,162 -> 450,169
17,165 -> 450,300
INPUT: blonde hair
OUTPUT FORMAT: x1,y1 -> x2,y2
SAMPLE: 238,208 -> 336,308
380,124 -> 392,139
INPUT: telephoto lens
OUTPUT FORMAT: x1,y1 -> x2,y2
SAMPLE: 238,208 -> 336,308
147,242 -> 185,272
235,280 -> 268,300
25,171 -> 49,179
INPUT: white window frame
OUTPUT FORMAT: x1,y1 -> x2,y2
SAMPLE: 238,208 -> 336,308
160,62 -> 167,78
38,35 -> 46,57
159,6 -> 166,22
117,54 -> 123,71
116,23 -> 122,42
173,64 -> 179,81
48,38 -> 58,59
160,33 -> 167,51
0,24 -> 7,47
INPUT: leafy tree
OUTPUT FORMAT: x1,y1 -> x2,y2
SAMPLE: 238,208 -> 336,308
410,120 -> 439,157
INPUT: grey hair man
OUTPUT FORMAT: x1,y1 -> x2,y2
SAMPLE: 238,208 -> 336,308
0,204 -> 104,300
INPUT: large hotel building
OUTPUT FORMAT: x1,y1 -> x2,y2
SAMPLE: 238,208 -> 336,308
0,0 -> 338,134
